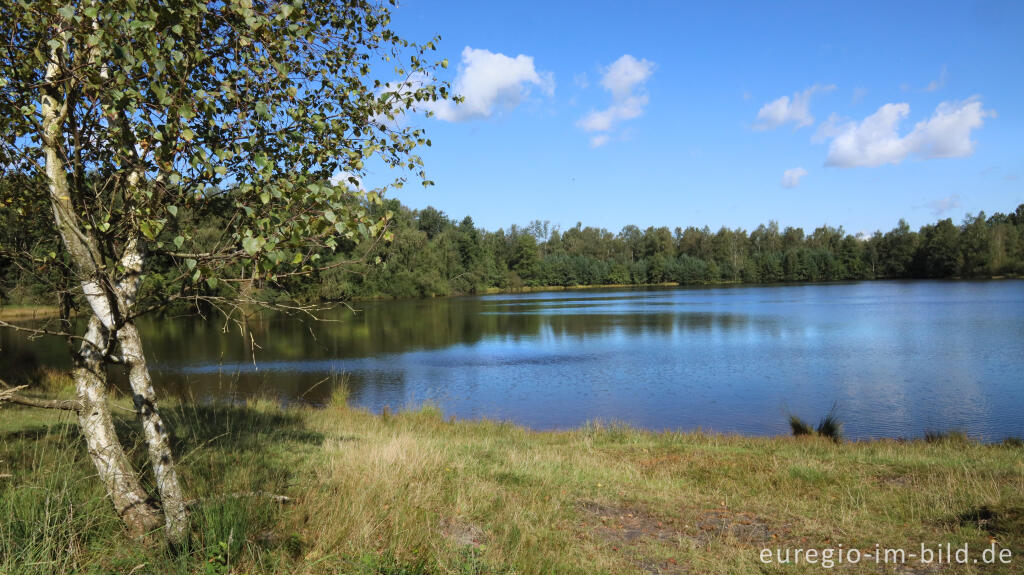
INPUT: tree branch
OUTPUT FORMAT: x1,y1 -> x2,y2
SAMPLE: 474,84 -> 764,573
0,382 -> 82,412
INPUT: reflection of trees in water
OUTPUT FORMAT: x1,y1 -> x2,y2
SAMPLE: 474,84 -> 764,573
0,330 -> 72,385
5,294 -> 799,398
4,289 -> 810,409
542,312 -> 788,339
136,297 -> 539,364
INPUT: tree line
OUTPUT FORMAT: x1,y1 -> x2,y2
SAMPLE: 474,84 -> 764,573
4,197 -> 1023,307
294,200 -> 1024,300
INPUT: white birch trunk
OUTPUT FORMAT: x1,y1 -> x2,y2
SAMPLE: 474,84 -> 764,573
74,317 -> 163,538
40,34 -> 171,542
113,240 -> 189,544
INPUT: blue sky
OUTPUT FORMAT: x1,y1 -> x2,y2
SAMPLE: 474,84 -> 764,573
371,0 -> 1023,236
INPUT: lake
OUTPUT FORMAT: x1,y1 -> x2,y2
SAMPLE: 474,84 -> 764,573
4,280 -> 1023,440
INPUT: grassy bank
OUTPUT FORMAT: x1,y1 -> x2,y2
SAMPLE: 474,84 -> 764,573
1,388 -> 1022,574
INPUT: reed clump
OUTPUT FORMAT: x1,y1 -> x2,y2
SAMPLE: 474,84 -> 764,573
788,404 -> 843,443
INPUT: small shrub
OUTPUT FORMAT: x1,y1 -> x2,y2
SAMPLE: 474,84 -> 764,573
203,541 -> 231,575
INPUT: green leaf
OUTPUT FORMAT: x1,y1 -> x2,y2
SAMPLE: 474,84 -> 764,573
167,205 -> 178,217
242,236 -> 261,255
139,220 -> 155,240
173,236 -> 185,249
206,277 -> 219,289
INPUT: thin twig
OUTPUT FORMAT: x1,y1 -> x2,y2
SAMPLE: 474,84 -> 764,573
0,319 -> 80,341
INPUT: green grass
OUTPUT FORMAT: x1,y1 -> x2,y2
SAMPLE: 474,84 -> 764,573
2,390 -> 1023,574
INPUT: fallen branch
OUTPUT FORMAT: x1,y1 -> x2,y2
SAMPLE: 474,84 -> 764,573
0,381 -> 82,412
0,385 -> 26,403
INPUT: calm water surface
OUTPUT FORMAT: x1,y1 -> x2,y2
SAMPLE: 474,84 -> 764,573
5,281 -> 1023,440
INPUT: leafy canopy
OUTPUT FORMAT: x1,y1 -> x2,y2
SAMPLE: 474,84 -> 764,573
0,0 -> 448,306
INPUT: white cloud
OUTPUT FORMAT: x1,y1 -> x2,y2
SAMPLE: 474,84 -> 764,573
781,167 -> 808,188
824,103 -> 909,166
577,55 -> 655,143
601,55 -> 655,99
578,95 -> 648,132
754,85 -> 835,130
906,99 -> 992,158
825,97 -> 994,168
427,47 -> 553,122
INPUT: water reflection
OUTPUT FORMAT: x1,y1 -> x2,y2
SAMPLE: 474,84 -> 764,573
3,281 -> 1023,440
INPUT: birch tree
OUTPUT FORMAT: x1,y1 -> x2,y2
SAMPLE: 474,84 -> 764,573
0,0 -> 446,545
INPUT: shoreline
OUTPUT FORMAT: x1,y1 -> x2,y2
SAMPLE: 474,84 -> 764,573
2,276 -> 1019,313
347,274 -> 1022,302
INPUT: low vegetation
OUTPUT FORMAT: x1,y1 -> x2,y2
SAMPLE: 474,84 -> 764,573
2,379 -> 1022,574
788,405 -> 843,443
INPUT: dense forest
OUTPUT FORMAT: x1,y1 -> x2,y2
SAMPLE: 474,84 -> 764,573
3,195 -> 1023,306
315,201 -> 1024,299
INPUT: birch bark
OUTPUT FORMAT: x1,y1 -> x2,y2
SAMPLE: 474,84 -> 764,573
40,33 -> 172,541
